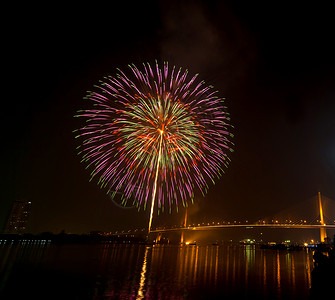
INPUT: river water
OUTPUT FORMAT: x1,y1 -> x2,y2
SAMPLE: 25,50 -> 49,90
0,242 -> 314,299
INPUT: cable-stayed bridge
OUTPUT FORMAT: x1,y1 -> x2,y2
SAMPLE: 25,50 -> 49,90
151,193 -> 335,242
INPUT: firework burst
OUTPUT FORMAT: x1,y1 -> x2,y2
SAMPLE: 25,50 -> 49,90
75,61 -> 233,231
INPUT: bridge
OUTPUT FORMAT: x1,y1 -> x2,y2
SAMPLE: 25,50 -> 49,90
151,223 -> 335,232
151,193 -> 335,243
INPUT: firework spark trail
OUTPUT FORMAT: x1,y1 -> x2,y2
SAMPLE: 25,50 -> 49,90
75,61 -> 233,231
148,130 -> 163,234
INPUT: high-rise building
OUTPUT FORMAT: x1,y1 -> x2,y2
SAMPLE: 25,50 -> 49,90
4,200 -> 32,234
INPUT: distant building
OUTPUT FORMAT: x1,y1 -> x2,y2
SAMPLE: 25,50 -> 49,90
4,200 -> 32,234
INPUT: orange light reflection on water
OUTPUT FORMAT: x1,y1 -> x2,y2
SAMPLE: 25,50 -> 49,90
97,244 -> 314,299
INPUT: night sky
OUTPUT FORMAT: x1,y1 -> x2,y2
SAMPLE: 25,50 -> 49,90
2,1 -> 334,234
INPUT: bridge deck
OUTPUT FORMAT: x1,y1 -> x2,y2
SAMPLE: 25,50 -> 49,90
151,224 -> 335,233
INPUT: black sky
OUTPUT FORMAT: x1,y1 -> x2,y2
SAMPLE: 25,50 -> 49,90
2,1 -> 335,233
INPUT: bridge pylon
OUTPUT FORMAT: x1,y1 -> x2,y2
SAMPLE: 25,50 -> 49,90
180,208 -> 188,244
318,192 -> 327,242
